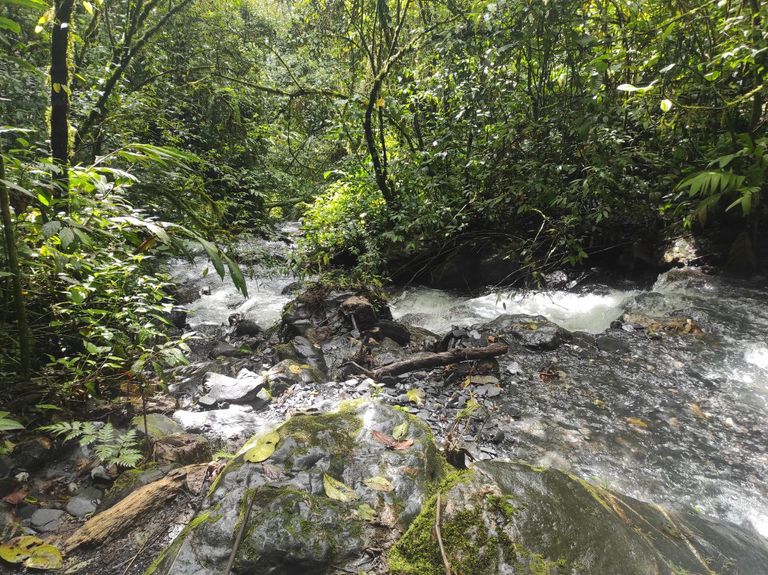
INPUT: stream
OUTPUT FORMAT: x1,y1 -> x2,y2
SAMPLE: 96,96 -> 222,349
169,226 -> 768,540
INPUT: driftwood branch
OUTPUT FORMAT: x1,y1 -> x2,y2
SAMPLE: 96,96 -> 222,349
368,343 -> 508,379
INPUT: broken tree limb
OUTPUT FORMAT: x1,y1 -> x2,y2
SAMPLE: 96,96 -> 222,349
64,464 -> 207,552
369,343 -> 508,379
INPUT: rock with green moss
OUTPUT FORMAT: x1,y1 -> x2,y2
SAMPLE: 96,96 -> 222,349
148,400 -> 445,575
131,413 -> 184,440
389,460 -> 768,575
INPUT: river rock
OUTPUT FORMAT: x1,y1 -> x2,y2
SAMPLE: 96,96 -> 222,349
131,414 -> 184,440
286,335 -> 328,374
29,508 -> 64,532
198,370 -> 267,405
173,405 -> 273,441
208,342 -> 251,359
66,496 -> 96,518
479,314 -> 571,350
147,401 -> 768,575
153,433 -> 212,465
371,336 -> 409,367
148,400 -> 445,575
339,295 -> 378,330
389,460 -> 768,574
264,359 -> 324,397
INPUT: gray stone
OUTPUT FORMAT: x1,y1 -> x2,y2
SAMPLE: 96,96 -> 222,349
209,342 -> 251,359
30,508 -> 64,531
479,314 -> 572,350
65,496 -> 96,518
199,371 -> 266,405
152,401 -> 444,575
131,413 -> 184,440
596,334 -> 631,354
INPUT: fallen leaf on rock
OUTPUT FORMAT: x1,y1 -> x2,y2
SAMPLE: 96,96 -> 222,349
25,544 -> 63,570
0,536 -> 62,569
363,476 -> 394,492
243,431 -> 280,463
2,488 -> 28,505
372,430 -> 414,451
406,388 -> 424,406
323,473 -> 359,502
356,503 -> 376,522
689,403 -> 708,420
392,422 -> 409,441
626,417 -> 649,429
0,535 -> 45,564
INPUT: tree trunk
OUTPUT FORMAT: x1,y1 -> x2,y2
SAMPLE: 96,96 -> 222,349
0,151 -> 32,380
50,0 -> 74,197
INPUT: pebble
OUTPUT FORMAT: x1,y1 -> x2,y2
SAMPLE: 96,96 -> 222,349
91,465 -> 112,482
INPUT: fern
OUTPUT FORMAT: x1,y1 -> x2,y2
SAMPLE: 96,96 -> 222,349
40,421 -> 143,468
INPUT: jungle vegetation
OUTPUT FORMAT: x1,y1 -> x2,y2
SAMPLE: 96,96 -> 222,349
0,0 -> 766,406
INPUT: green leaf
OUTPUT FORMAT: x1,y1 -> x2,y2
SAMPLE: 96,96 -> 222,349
406,388 -> 425,406
0,17 -> 21,33
197,238 -> 225,279
0,0 -> 47,9
392,422 -> 409,441
363,476 -> 394,492
223,253 -> 248,298
41,220 -> 62,238
243,431 -> 280,463
25,544 -> 63,570
82,0 -> 93,14
660,99 -> 672,112
617,83 -> 638,92
59,227 -> 75,249
0,411 -> 25,431
0,536 -> 45,564
323,473 -> 359,502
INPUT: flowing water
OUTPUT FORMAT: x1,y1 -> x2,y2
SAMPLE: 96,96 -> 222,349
390,269 -> 768,538
171,229 -> 768,539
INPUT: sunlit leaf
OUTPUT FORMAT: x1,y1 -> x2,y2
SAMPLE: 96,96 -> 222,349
243,431 -> 280,463
323,473 -> 359,502
363,476 -> 394,492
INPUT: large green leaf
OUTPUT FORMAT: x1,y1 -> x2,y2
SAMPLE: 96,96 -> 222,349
0,0 -> 47,10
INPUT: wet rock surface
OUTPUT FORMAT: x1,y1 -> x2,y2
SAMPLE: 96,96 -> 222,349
150,401 -> 444,575
149,401 -> 768,575
392,460 -> 768,574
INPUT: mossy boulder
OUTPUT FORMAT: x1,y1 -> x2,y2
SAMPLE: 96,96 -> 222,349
148,400 -> 445,575
389,460 -> 768,575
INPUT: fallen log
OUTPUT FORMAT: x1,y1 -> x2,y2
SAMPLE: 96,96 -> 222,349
370,342 -> 509,379
64,463 -> 207,552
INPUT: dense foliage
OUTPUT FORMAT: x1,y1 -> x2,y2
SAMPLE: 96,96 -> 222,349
1,0 -> 766,398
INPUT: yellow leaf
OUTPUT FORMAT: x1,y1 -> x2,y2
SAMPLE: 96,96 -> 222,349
660,98 -> 673,113
25,544 -> 63,571
323,473 -> 359,502
626,417 -> 649,429
0,536 -> 45,564
363,476 -> 394,492
82,1 -> 94,14
243,431 -> 280,463
53,83 -> 61,93
392,422 -> 409,441
375,98 -> 385,109
406,388 -> 424,406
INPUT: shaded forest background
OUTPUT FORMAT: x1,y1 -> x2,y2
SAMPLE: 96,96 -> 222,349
0,0 -> 766,401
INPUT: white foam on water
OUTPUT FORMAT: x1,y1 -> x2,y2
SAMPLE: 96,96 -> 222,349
391,287 -> 637,334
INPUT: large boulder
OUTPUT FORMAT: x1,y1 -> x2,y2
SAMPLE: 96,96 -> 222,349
147,401 -> 444,575
148,402 -> 768,575
390,460 -> 768,574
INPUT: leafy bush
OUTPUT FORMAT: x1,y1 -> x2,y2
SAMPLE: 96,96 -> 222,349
296,168 -> 386,273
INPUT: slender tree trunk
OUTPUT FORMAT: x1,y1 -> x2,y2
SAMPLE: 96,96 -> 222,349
50,0 -> 74,197
0,151 -> 32,380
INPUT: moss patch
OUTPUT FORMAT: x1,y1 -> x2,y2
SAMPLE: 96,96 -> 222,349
143,508 -> 222,575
